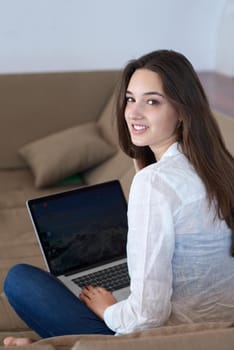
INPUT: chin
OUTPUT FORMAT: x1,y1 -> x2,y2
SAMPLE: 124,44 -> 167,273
131,138 -> 148,147
132,141 -> 149,147
131,141 -> 146,147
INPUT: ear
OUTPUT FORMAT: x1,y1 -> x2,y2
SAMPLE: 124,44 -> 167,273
176,119 -> 182,128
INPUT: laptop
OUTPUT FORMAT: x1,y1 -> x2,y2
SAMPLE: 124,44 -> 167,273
26,180 -> 130,301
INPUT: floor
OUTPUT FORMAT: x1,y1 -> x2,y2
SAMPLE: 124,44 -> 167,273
198,71 -> 234,118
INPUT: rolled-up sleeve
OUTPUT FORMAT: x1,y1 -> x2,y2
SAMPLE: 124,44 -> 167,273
104,168 -> 176,334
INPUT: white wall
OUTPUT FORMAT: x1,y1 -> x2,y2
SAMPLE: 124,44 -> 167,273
216,0 -> 234,75
0,0 -> 229,74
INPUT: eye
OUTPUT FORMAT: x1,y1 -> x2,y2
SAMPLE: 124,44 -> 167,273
126,96 -> 135,103
147,99 -> 159,105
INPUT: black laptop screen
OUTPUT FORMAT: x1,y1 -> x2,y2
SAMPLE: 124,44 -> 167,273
27,181 -> 128,276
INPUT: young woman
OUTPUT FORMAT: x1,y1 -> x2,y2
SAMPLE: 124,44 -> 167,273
3,50 -> 234,345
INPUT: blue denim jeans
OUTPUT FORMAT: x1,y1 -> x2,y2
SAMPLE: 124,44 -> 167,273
4,264 -> 115,338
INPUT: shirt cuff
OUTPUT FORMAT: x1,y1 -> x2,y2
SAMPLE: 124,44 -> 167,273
103,301 -> 125,334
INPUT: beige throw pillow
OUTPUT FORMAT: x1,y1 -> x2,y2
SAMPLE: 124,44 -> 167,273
19,123 -> 116,188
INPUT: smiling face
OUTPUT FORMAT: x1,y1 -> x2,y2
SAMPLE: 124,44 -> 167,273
124,68 -> 180,160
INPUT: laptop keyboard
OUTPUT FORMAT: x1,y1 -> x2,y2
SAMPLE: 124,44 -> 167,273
72,262 -> 130,291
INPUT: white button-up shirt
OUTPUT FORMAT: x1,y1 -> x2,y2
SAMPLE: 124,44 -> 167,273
104,143 -> 234,334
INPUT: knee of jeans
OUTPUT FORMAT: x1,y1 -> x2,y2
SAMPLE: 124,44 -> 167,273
4,263 -> 33,297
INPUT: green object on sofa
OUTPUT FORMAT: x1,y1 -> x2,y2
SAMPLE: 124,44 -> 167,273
56,174 -> 84,186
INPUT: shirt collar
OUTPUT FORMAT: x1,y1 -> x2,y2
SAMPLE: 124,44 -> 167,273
160,142 -> 181,161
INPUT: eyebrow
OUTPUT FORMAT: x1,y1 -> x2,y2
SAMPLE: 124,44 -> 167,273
126,90 -> 165,98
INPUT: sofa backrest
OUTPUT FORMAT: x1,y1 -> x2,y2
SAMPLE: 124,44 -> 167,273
0,70 -> 233,187
0,70 -> 120,169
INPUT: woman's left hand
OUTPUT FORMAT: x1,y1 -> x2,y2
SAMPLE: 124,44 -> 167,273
79,285 -> 117,319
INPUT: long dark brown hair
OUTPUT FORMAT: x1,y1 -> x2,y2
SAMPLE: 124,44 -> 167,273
116,49 -> 234,256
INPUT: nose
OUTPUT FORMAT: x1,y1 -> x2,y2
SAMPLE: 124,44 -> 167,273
126,102 -> 144,120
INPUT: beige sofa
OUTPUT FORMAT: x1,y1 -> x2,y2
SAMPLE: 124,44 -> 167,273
0,70 -> 233,349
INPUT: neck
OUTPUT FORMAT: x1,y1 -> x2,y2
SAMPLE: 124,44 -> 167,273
150,136 -> 177,161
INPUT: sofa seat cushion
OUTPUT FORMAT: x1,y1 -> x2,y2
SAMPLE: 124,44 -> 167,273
0,293 -> 36,334
0,169 -> 86,293
0,169 -> 84,207
0,201 -> 46,294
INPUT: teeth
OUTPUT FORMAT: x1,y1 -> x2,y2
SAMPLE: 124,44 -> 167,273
133,124 -> 147,131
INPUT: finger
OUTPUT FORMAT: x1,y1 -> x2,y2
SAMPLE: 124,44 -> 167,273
96,286 -> 113,294
79,292 -> 90,303
80,288 -> 92,300
82,285 -> 96,293
80,286 -> 98,300
95,286 -> 103,292
81,287 -> 91,297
